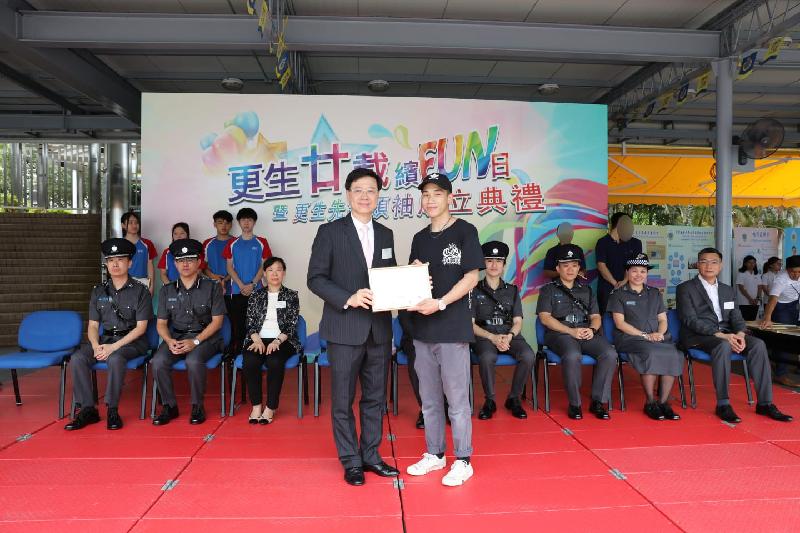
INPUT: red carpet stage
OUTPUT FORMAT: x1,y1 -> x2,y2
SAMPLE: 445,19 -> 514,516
2,363 -> 800,532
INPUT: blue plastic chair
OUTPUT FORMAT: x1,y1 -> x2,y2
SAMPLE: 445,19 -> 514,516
312,335 -> 329,417
72,319 -> 160,420
229,315 -> 306,419
671,309 -> 753,409
535,317 -> 611,413
0,310 -> 82,419
150,316 -> 232,419
469,348 -> 534,413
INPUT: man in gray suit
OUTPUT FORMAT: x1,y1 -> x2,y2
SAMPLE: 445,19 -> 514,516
677,247 -> 792,424
307,168 -> 399,486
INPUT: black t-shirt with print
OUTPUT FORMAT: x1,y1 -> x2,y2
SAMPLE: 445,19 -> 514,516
409,218 -> 485,343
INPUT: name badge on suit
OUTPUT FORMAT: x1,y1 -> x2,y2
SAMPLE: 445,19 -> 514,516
382,248 -> 393,260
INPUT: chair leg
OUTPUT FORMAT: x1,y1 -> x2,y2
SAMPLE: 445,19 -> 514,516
139,364 -> 148,420
678,374 -> 687,409
617,361 -> 626,412
220,363 -> 226,418
228,367 -> 238,417
531,357 -> 539,412
543,362 -> 551,413
302,360 -> 309,406
150,367 -> 158,419
687,357 -> 697,409
297,364 -> 303,419
59,360 -> 67,419
468,366 -> 474,415
742,360 -> 754,406
314,362 -> 320,417
11,369 -> 21,405
392,361 -> 399,416
91,370 -> 98,405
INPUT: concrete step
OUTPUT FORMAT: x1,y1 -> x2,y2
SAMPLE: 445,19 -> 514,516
0,334 -> 17,348
0,291 -> 89,304
0,242 -> 101,252
0,300 -> 87,314
0,224 -> 100,235
0,257 -> 99,268
0,273 -> 100,285
0,250 -> 99,260
0,213 -> 101,223
0,236 -> 98,246
0,282 -> 96,295
1,265 -> 99,276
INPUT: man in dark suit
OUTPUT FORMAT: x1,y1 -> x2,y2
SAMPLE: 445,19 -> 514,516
307,168 -> 399,486
677,247 -> 792,424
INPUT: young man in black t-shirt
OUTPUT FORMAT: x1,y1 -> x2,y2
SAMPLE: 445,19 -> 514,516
405,172 -> 484,487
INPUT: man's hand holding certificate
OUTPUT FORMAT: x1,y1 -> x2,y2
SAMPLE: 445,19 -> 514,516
368,263 -> 433,312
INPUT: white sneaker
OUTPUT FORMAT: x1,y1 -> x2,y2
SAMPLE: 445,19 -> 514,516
406,453 -> 446,476
441,460 -> 473,487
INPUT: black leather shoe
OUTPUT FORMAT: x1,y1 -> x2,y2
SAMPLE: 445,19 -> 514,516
589,400 -> 610,420
190,404 -> 206,425
152,405 -> 180,426
644,401 -> 665,421
106,407 -> 123,430
755,403 -> 793,422
715,404 -> 741,423
415,411 -> 425,429
504,397 -> 528,419
64,406 -> 100,431
344,467 -> 365,486
364,461 -> 400,477
478,399 -> 497,420
659,403 -> 681,421
567,404 -> 583,420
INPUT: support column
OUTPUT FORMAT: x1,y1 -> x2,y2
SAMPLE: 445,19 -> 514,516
36,143 -> 48,209
106,142 -> 129,238
10,142 -> 23,207
714,58 -> 734,285
88,143 -> 100,214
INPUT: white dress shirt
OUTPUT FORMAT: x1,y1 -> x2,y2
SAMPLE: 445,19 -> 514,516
734,271 -> 761,306
258,291 -> 281,339
769,271 -> 800,304
351,216 -> 374,267
699,276 -> 723,322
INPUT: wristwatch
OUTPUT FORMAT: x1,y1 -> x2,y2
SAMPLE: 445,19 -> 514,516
192,338 -> 200,346
438,299 -> 447,311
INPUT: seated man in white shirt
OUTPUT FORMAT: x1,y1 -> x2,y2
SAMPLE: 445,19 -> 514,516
677,247 -> 792,424
760,255 -> 800,387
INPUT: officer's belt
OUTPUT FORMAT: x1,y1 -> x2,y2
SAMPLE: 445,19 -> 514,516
103,328 -> 133,338
484,318 -> 505,326
173,328 -> 204,335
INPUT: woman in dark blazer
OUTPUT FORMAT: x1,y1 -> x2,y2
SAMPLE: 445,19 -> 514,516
243,257 -> 300,424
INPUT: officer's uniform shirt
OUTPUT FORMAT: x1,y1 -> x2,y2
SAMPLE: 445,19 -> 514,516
89,276 -> 154,336
471,278 -> 523,335
157,277 -> 226,339
536,280 -> 599,328
606,284 -> 665,339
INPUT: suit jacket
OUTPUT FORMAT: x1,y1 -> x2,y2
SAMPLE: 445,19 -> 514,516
307,214 -> 396,345
676,276 -> 746,347
244,285 -> 301,353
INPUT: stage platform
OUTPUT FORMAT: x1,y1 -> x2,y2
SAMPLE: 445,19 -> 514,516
2,361 -> 800,532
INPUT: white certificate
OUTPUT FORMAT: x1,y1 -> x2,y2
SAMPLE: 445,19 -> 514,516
368,264 -> 432,312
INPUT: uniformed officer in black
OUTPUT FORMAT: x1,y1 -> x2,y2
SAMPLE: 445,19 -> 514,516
65,238 -> 153,431
536,244 -> 617,420
151,239 -> 226,425
471,241 -> 535,420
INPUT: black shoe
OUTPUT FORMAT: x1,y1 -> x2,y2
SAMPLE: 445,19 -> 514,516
190,404 -> 206,425
644,401 -> 665,421
478,399 -> 497,420
567,404 -> 583,420
153,405 -> 180,426
415,411 -> 425,429
589,400 -> 610,420
504,397 -> 528,419
344,467 -> 365,486
106,407 -> 123,430
659,402 -> 681,421
715,404 -> 741,424
64,406 -> 100,431
363,461 -> 400,477
755,403 -> 793,422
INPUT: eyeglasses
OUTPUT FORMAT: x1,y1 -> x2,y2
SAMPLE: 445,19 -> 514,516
697,259 -> 721,266
351,188 -> 379,197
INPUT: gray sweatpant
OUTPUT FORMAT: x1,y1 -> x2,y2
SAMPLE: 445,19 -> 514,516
413,340 -> 473,458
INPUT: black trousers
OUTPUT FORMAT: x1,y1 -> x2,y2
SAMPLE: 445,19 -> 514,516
739,304 -> 758,321
544,331 -> 617,406
151,335 -> 222,407
242,340 -> 295,409
329,332 -> 390,469
474,336 -> 536,401
229,294 -> 250,355
401,334 -> 422,407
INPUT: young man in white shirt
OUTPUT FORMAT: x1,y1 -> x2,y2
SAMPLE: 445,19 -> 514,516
760,255 -> 800,387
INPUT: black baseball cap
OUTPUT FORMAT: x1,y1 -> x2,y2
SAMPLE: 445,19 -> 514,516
418,172 -> 452,193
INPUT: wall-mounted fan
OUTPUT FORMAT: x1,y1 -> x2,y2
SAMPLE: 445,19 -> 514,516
733,118 -> 784,165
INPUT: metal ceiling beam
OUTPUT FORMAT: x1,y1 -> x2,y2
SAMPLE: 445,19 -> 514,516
0,113 -> 138,131
613,127 -> 800,142
0,3 -> 141,122
16,11 -> 720,62
0,61 -> 84,114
